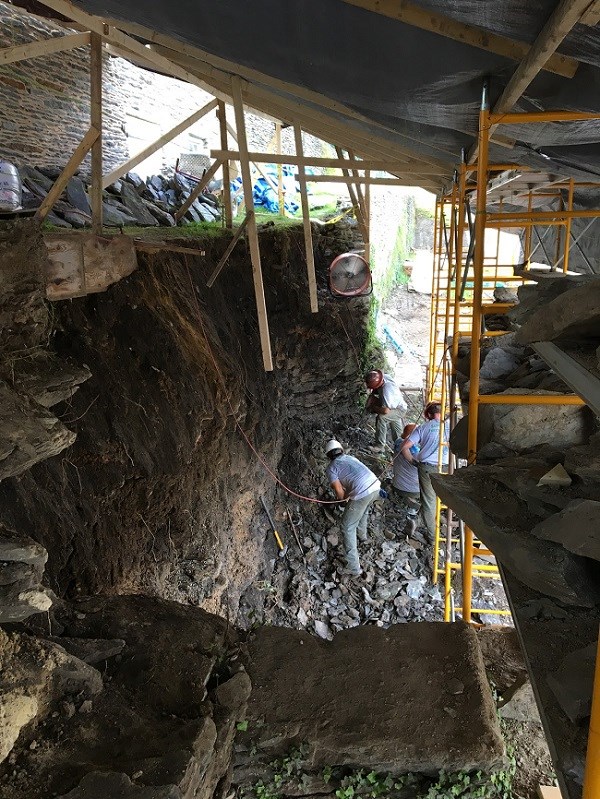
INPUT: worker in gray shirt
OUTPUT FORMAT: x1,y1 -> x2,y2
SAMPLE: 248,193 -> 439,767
364,368 -> 407,453
400,401 -> 449,542
325,439 -> 381,577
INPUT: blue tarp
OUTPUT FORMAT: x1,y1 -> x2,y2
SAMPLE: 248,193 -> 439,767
231,164 -> 299,214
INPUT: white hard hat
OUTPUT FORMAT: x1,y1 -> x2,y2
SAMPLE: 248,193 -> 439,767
325,439 -> 343,454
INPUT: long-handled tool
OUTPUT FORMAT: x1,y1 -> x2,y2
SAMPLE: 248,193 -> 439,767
260,496 -> 288,558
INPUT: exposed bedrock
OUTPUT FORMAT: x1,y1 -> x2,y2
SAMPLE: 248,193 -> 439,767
0,223 -> 367,616
0,594 -> 246,799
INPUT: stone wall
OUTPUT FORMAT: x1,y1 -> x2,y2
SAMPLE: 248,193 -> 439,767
0,2 -> 325,179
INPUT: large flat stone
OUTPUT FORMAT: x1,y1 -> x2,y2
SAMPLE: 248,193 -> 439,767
531,499 -> 600,562
243,623 -> 504,774
432,470 -> 600,607
515,276 -> 600,343
450,390 -> 593,459
3,351 -> 91,408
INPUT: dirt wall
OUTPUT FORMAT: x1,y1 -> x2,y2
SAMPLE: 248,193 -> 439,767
0,222 -> 368,616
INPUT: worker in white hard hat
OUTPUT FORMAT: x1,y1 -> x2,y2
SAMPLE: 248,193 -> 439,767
364,368 -> 407,454
325,439 -> 381,577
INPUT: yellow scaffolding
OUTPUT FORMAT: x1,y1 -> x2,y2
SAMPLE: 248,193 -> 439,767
431,95 -> 600,798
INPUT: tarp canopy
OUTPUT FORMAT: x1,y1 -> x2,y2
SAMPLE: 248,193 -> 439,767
63,0 -> 600,189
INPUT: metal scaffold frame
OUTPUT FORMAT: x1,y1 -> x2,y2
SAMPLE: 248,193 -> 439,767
428,91 -> 600,799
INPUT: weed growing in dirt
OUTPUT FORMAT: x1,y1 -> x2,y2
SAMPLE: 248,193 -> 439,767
241,750 -> 517,799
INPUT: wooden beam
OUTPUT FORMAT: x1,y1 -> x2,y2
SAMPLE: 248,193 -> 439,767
469,0 -> 593,164
35,0 -> 232,102
217,102 -> 233,229
581,0 -> 600,25
96,13 -> 464,160
208,150 -> 442,173
493,0 -> 593,115
90,32 -> 103,234
292,174 -> 439,187
231,76 -> 273,371
174,159 -> 223,222
102,99 -> 218,188
275,123 -> 285,216
0,31 -> 90,65
34,126 -> 99,222
294,126 -> 319,313
153,48 -> 450,168
206,213 -> 251,287
339,0 -> 578,77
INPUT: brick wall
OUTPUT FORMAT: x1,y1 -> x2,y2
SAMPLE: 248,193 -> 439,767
0,2 -> 325,179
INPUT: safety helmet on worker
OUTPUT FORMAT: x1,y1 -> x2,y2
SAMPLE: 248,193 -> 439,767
325,439 -> 344,456
424,401 -> 442,420
365,369 -> 384,390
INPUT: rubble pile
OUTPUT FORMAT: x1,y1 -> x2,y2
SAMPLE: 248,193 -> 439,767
19,166 -> 222,228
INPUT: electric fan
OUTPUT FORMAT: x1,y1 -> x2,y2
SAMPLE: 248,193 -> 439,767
328,253 -> 372,297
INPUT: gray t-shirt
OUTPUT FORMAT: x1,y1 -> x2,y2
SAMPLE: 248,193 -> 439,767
408,419 -> 449,466
392,438 -> 419,493
375,373 -> 407,412
327,454 -> 381,500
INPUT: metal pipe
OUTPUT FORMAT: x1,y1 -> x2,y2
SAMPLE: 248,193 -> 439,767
463,80 -> 490,624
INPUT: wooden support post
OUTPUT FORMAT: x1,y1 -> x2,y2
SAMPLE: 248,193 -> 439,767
294,125 -> 319,313
207,212 -> 251,287
334,146 -> 368,241
217,101 -> 233,229
35,126 -> 99,222
174,159 -> 223,222
231,76 -> 273,371
275,122 -> 285,216
364,170 -> 371,262
89,32 -> 103,234
103,99 -> 218,188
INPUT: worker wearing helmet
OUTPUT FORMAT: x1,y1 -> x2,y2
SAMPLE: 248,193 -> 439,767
325,439 -> 381,577
400,401 -> 449,541
364,368 -> 407,454
391,423 -> 421,536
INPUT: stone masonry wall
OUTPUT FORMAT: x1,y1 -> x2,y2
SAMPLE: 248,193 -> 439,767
0,2 -> 324,178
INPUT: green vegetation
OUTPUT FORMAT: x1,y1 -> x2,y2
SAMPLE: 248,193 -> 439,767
372,194 -> 415,302
241,747 -> 517,799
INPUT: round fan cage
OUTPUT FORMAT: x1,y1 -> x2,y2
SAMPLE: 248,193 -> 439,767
328,253 -> 372,297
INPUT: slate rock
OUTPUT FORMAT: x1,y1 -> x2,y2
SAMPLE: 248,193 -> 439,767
66,177 -> 91,215
547,643 -> 597,722
142,199 -> 175,226
515,276 -> 600,342
47,636 -> 125,664
531,499 -> 600,562
432,470 -> 600,607
125,172 -> 145,190
46,211 -> 72,228
4,351 -> 91,408
498,677 -> 539,721
102,203 -> 138,227
20,166 -> 54,192
120,182 -> 159,226
57,771 -> 181,798
480,348 -> 522,380
214,670 -> 252,710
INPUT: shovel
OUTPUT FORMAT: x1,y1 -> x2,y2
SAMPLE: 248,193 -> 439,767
260,496 -> 288,558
